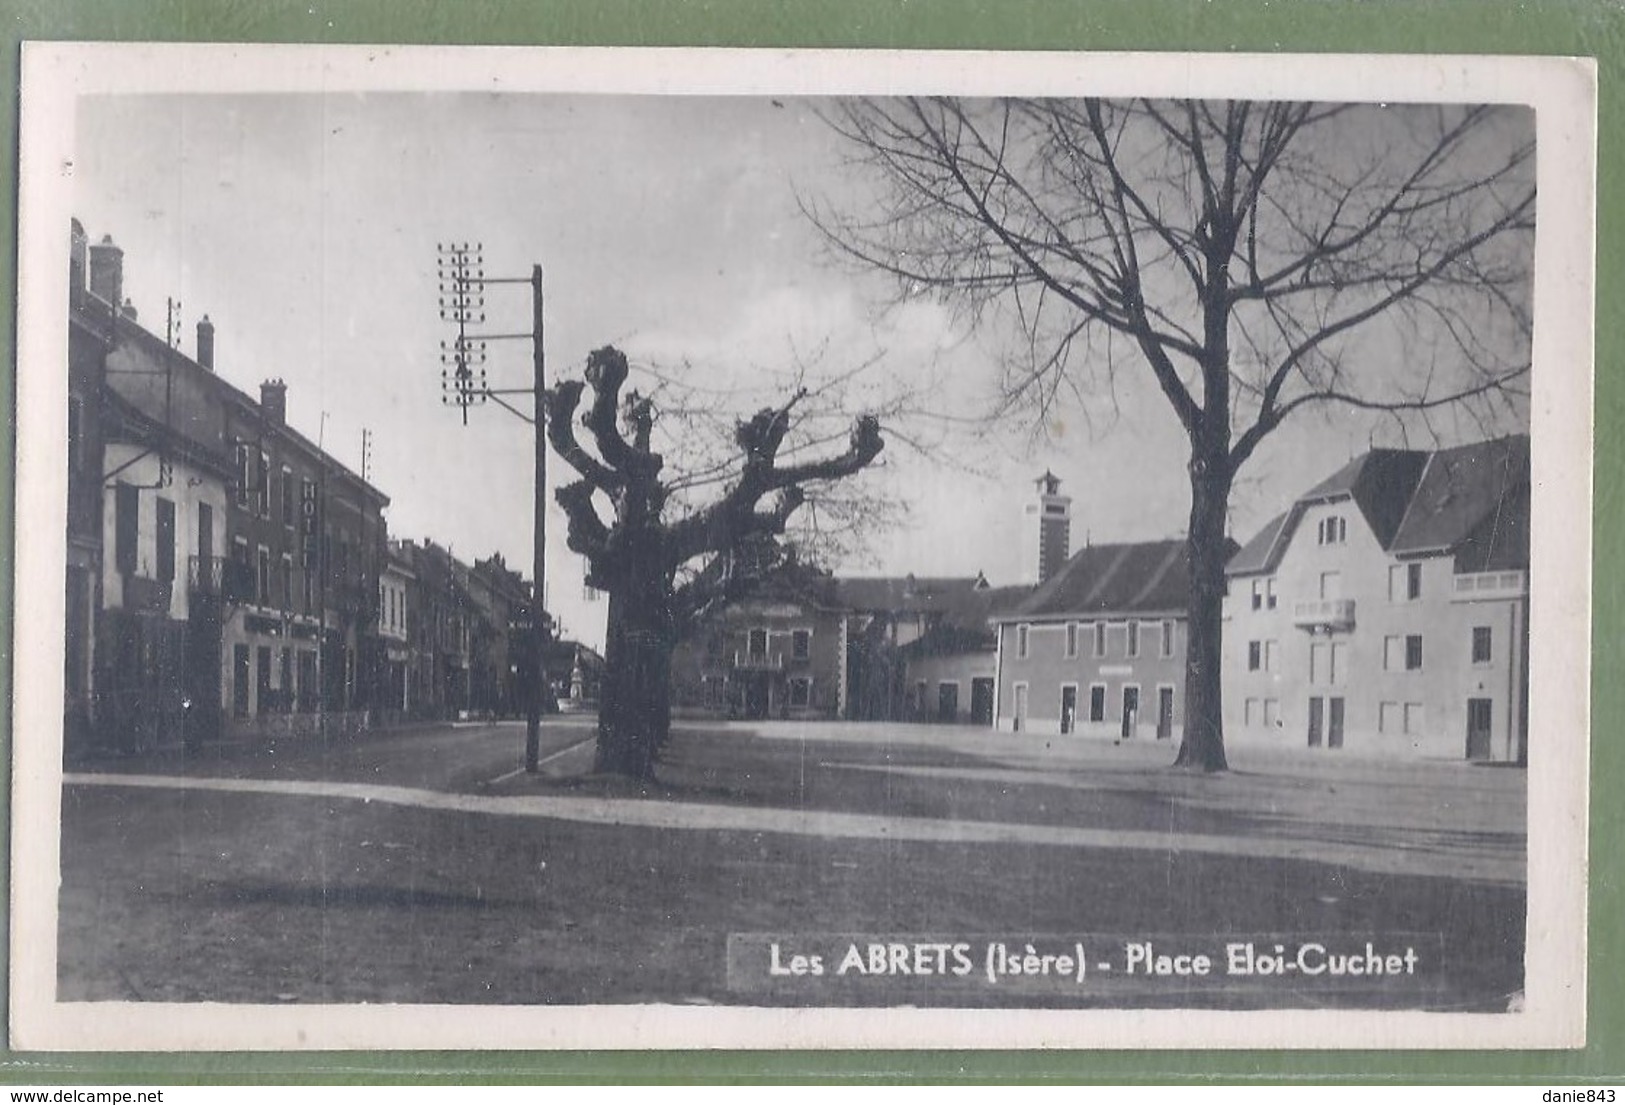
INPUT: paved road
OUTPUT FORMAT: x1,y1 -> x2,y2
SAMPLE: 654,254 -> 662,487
76,714 -> 602,792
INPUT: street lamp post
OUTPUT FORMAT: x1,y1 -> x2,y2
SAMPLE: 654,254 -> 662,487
438,243 -> 548,773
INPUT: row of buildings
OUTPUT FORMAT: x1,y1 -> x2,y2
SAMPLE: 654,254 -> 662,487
63,223 -> 598,758
672,441 -> 1531,763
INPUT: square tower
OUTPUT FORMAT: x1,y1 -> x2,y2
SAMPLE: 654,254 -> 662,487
1022,470 -> 1072,584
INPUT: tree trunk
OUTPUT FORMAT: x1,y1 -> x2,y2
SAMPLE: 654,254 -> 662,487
1174,458 -> 1233,772
593,578 -> 674,780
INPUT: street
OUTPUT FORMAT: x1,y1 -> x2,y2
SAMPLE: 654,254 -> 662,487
57,718 -> 1528,1010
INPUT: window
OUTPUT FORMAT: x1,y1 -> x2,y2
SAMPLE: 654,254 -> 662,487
1408,562 -> 1423,600
255,450 -> 270,517
788,677 -> 811,708
1263,699 -> 1280,728
257,546 -> 272,606
1248,641 -> 1262,671
1472,625 -> 1493,664
235,444 -> 252,507
1317,515 -> 1347,545
1310,642 -> 1327,684
791,629 -> 811,660
1403,702 -> 1425,735
1383,635 -> 1403,671
1319,571 -> 1342,600
1088,685 -> 1106,722
1379,702 -> 1401,734
1065,623 -> 1078,658
1161,620 -> 1175,658
1251,580 -> 1263,611
281,555 -> 293,609
1244,698 -> 1260,726
1093,622 -> 1106,658
303,562 -> 316,614
282,467 -> 294,527
1405,634 -> 1424,671
1264,639 -> 1279,673
114,482 -> 139,575
1265,578 -> 1277,610
1126,622 -> 1140,658
1017,624 -> 1029,659
155,496 -> 175,583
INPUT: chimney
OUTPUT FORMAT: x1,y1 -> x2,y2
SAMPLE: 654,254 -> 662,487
197,314 -> 215,370
69,219 -> 87,307
119,298 -> 138,322
260,378 -> 287,427
88,234 -> 123,311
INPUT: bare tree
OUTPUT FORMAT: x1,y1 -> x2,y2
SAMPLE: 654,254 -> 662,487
806,98 -> 1534,770
548,345 -> 884,778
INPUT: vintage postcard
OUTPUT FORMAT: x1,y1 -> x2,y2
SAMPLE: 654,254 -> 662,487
10,44 -> 1594,1050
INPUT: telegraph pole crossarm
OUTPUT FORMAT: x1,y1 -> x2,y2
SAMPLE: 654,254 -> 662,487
435,242 -> 550,773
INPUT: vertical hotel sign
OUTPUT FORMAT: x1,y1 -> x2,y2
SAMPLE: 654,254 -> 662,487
301,479 -> 320,568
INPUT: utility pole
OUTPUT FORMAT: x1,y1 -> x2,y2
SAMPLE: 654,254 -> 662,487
437,243 -> 549,773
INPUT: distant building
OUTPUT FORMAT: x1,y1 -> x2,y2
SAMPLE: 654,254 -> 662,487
377,542 -> 415,716
836,573 -> 1029,724
671,567 -> 848,720
1224,435 -> 1529,761
993,539 -> 1203,740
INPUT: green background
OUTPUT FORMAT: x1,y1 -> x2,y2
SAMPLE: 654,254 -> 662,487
1,0 -> 1616,1086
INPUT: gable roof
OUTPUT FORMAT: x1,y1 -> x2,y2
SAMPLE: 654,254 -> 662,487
1388,435 -> 1530,556
1000,539 -> 1215,622
1227,433 -> 1529,576
834,575 -> 1032,631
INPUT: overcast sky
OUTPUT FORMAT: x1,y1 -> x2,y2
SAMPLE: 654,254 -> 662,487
71,92 -> 1530,648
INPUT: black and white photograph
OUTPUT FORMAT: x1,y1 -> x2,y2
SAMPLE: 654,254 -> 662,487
10,46 -> 1593,1050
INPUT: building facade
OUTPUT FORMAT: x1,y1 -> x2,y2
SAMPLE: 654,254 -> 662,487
993,539 -> 1196,740
673,590 -> 849,720
84,227 -> 390,744
1224,436 -> 1529,761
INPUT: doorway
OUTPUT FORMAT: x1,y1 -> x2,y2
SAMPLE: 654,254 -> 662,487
1059,685 -> 1076,734
1121,685 -> 1140,739
1012,683 -> 1028,732
970,678 -> 994,726
1307,696 -> 1324,747
1157,686 -> 1174,740
1466,697 -> 1493,760
1328,696 -> 1345,749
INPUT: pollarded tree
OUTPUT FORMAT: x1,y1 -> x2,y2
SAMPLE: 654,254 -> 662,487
548,345 -> 884,779
806,98 -> 1534,771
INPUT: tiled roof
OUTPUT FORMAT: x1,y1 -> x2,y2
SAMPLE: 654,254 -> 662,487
1000,539 -> 1200,621
1227,433 -> 1529,576
834,575 -> 1032,633
1389,435 -> 1530,556
1225,511 -> 1290,577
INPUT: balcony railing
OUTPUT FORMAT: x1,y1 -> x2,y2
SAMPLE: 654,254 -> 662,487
733,650 -> 783,671
190,555 -> 256,603
1451,570 -> 1526,602
1292,598 -> 1356,631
